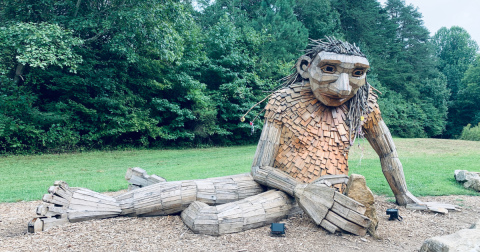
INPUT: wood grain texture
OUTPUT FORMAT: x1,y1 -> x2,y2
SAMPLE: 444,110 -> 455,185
125,173 -> 265,217
251,160 -> 370,235
31,173 -> 265,232
330,202 -> 370,227
363,104 -> 421,206
125,167 -> 167,190
252,166 -> 297,196
325,211 -> 367,236
181,190 -> 294,236
333,191 -> 367,215
68,188 -> 121,222
320,219 -> 340,233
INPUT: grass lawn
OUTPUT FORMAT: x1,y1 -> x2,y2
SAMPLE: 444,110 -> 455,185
1,138 -> 479,202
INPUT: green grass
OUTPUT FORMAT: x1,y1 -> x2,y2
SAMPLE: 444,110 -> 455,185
1,138 -> 479,202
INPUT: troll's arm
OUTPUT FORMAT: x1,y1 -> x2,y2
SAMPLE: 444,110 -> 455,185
363,113 -> 421,206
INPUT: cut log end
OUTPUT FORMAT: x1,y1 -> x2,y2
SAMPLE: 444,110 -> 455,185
125,167 -> 167,190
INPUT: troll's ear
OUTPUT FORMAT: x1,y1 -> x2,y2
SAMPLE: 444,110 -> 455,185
296,55 -> 311,79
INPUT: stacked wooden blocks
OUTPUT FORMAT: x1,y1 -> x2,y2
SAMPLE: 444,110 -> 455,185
125,167 -> 167,191
181,190 -> 294,236
29,181 -> 121,232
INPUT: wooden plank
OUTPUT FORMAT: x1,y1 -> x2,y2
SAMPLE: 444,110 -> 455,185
312,174 -> 349,185
42,193 -> 69,206
300,184 -> 335,208
42,217 -> 69,230
48,186 -> 72,200
406,203 -> 428,211
331,202 -> 370,227
73,189 -> 117,203
325,211 -> 366,236
333,192 -> 366,215
428,206 -> 448,214
298,195 -> 329,225
424,202 -> 458,210
68,199 -> 122,212
28,217 -> 44,233
320,219 -> 340,233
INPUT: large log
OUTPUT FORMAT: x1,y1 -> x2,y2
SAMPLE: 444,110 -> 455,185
129,173 -> 265,217
181,190 -> 294,236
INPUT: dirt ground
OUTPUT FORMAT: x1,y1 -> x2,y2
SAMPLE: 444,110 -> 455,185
1,192 -> 479,252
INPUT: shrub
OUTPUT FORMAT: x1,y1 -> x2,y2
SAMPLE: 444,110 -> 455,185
459,123 -> 480,141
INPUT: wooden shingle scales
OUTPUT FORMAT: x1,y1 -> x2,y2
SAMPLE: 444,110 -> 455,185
258,82 -> 381,186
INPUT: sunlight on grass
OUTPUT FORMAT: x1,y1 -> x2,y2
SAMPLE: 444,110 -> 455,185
1,138 -> 479,202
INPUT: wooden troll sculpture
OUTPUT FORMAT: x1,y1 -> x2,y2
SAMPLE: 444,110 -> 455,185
29,37 -> 421,236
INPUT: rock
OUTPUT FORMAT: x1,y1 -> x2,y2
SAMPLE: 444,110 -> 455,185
344,174 -> 379,238
464,178 -> 480,191
455,170 -> 469,182
419,221 -> 480,252
455,170 -> 480,183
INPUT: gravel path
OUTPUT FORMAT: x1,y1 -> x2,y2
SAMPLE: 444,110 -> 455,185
1,193 -> 479,252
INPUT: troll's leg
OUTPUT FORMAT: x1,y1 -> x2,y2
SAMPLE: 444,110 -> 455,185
181,190 -> 295,236
29,173 -> 265,232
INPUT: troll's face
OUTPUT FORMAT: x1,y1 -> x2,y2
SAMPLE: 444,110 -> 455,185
296,51 -> 370,107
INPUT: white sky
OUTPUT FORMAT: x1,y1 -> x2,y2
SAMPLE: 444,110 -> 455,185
378,0 -> 480,48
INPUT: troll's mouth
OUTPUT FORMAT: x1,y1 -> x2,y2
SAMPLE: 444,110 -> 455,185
320,93 -> 347,100
315,92 -> 354,107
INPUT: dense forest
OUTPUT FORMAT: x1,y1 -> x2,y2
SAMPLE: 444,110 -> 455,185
0,0 -> 479,154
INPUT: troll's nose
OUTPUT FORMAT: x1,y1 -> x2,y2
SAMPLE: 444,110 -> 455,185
333,73 -> 351,96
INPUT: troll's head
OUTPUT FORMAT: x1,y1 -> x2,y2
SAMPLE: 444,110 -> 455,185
294,37 -> 370,107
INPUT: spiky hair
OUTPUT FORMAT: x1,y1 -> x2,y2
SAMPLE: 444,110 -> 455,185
278,37 -> 366,88
305,36 -> 366,59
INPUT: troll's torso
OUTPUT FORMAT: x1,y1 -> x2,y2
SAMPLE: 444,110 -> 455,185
263,82 -> 381,185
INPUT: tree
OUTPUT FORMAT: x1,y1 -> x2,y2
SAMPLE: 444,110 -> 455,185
197,15 -> 268,144
380,0 -> 438,97
331,0 -> 393,62
0,22 -> 83,83
0,0 -> 213,153
252,0 -> 308,79
432,26 -> 479,97
431,26 -> 479,137
294,0 -> 342,40
454,54 -> 480,137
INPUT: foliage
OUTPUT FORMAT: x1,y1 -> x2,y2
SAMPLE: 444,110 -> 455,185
252,0 -> 308,63
0,0 -> 212,153
0,0 -> 479,153
432,26 -> 479,96
459,123 -> 480,141
432,27 -> 479,137
452,54 -> 480,138
195,15 -> 268,144
0,22 -> 83,76
332,0 -> 450,138
294,0 -> 342,40
370,74 -> 449,138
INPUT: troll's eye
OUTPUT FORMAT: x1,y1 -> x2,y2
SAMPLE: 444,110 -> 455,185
352,68 -> 364,77
321,64 -> 336,74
